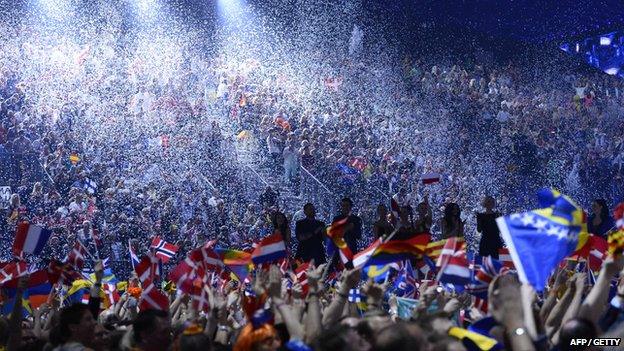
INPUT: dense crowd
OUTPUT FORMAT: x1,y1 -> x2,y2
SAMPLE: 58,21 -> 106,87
0,2 -> 623,350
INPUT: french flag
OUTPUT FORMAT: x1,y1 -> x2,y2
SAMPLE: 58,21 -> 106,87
251,233 -> 287,265
13,222 -> 52,256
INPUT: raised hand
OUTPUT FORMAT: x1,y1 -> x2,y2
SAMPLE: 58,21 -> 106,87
307,263 -> 326,294
268,265 -> 283,298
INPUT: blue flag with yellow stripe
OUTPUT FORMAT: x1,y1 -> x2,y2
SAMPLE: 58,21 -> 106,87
496,188 -> 588,292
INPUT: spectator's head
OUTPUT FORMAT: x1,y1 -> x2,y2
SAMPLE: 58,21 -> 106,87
443,203 -> 461,222
482,195 -> 496,211
173,324 -> 213,351
316,324 -> 371,351
591,198 -> 609,220
51,303 -> 96,346
558,318 -> 597,351
374,322 -> 427,351
233,324 -> 280,351
133,309 -> 172,351
303,203 -> 315,218
341,197 -> 353,215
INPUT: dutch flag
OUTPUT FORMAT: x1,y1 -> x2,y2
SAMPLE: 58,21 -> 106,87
251,233 -> 287,265
13,222 -> 52,256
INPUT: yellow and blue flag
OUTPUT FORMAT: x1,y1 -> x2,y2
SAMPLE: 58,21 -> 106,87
496,188 -> 588,291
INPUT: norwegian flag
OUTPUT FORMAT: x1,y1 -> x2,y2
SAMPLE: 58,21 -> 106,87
497,248 -> 515,269
66,241 -> 88,271
139,280 -> 169,311
150,236 -> 179,263
295,262 -> 310,296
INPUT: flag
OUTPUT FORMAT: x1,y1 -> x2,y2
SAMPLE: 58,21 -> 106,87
421,173 -> 441,185
352,238 -> 382,269
573,235 -> 608,271
363,264 -> 392,283
396,296 -> 419,320
139,280 -> 169,311
326,217 -> 354,265
13,222 -> 52,256
251,233 -> 287,265
393,260 -> 417,298
102,282 -> 120,307
194,241 -> 224,271
466,256 -> 507,299
150,236 -> 179,263
129,240 -> 140,270
216,248 -> 252,282
1,297 -> 32,318
66,241 -> 88,270
348,288 -> 363,303
437,238 -> 470,288
448,327 -> 499,351
135,255 -> 159,285
496,188 -> 588,292
0,262 -> 28,285
608,229 -> 624,256
168,258 -> 196,294
497,248 -> 514,269
426,239 -> 447,261
367,233 -> 431,265
295,262 -> 310,296
3,282 -> 52,310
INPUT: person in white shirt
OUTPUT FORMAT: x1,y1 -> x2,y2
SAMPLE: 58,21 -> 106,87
282,143 -> 299,183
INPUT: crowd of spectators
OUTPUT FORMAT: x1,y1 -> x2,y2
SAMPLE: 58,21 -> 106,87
0,11 -> 623,350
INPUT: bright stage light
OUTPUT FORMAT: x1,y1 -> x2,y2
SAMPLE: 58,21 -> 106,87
600,37 -> 612,46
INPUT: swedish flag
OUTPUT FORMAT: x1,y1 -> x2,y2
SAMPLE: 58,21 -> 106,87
496,188 -> 588,292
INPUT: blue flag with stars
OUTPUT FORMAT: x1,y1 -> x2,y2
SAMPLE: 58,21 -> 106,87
496,188 -> 588,292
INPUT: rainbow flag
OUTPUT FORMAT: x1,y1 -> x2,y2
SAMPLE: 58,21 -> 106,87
216,248 -> 253,281
367,233 -> 431,265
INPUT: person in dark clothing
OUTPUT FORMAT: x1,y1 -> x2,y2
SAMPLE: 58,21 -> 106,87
588,198 -> 615,238
295,203 -> 326,264
372,204 -> 394,240
259,186 -> 279,210
476,195 -> 503,258
332,197 -> 362,253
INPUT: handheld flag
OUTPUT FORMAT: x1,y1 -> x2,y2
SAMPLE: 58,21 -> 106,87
496,188 -> 588,291
150,236 -> 179,263
251,233 -> 287,265
326,217 -> 354,266
13,222 -> 52,256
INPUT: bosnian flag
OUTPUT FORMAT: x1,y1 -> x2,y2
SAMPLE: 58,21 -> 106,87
150,236 -> 179,263
251,233 -> 287,265
421,173 -> 441,185
13,222 -> 52,256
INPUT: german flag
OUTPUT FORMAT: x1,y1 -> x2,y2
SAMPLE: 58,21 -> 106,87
367,233 -> 431,265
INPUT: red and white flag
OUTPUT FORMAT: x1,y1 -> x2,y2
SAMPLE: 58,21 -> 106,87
139,280 -> 169,311
421,173 -> 441,185
295,262 -> 310,296
498,248 -> 515,269
66,241 -> 88,270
